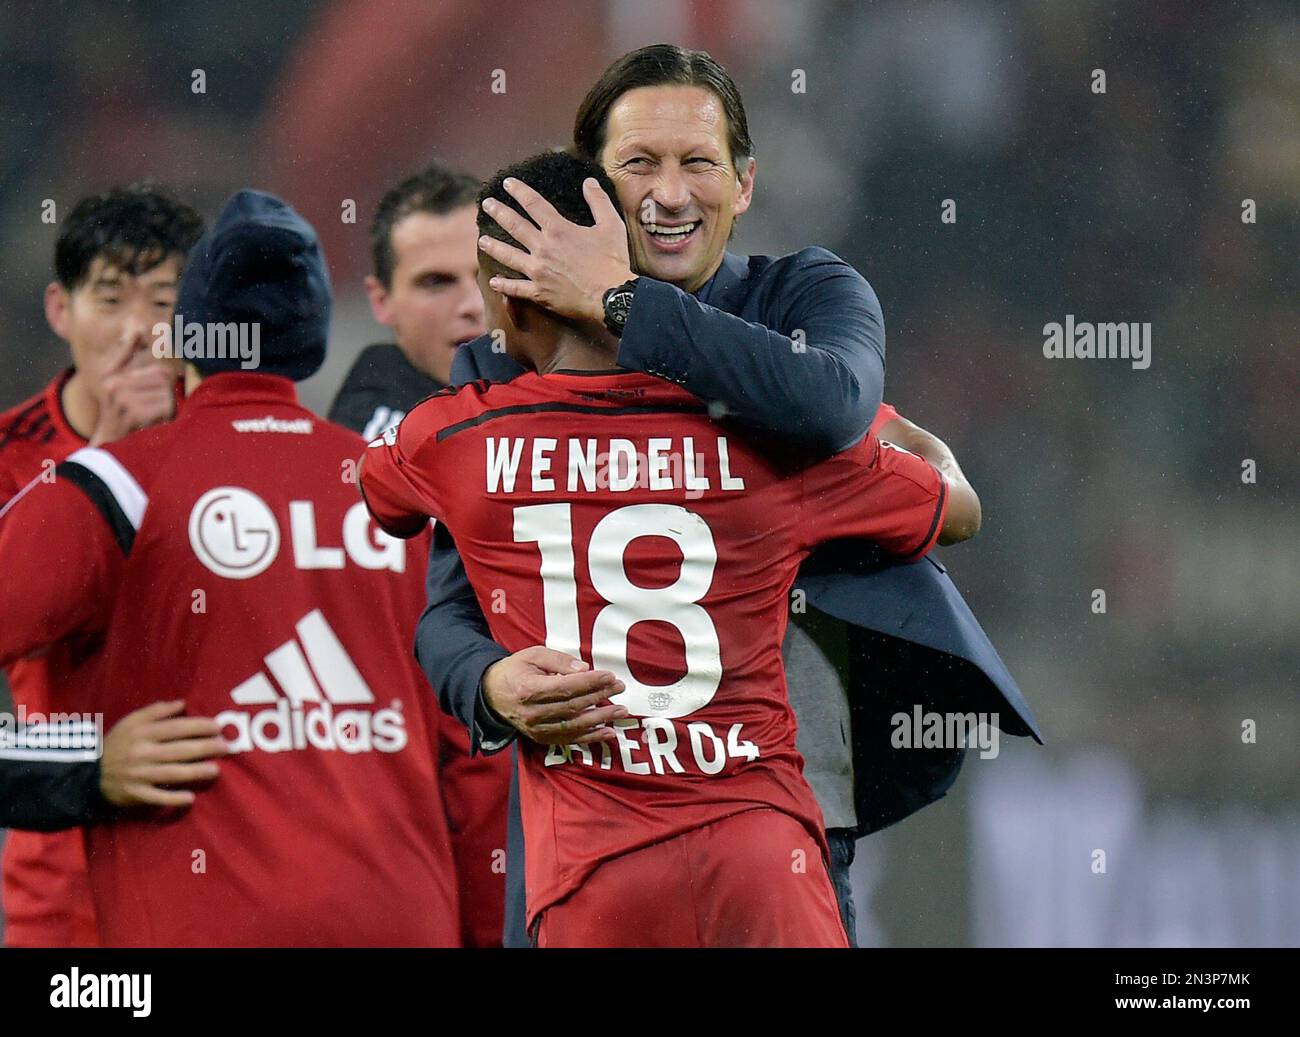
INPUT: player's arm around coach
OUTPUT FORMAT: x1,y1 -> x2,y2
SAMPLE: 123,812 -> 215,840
419,45 -> 888,750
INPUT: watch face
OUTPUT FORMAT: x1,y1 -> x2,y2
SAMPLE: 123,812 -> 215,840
605,292 -> 631,320
607,290 -> 633,325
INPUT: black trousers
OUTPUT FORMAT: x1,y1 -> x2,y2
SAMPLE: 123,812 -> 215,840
825,827 -> 859,947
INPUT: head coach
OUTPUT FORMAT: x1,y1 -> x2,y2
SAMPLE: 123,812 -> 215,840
414,43 -> 1042,946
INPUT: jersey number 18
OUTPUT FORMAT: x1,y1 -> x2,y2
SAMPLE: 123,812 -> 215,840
513,502 -> 722,719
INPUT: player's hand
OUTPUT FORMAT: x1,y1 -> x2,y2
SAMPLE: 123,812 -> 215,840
479,177 -> 635,324
99,699 -> 228,809
482,646 -> 629,746
89,337 -> 176,446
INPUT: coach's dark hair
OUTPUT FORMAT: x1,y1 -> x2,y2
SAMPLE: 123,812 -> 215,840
478,151 -> 621,281
371,161 -> 481,287
574,44 -> 754,166
55,185 -> 204,290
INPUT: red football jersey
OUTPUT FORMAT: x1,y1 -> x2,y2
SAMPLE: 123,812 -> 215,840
361,370 -> 947,928
0,373 -> 464,946
0,369 -> 99,947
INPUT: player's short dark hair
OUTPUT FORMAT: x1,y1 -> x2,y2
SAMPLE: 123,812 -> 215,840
574,43 -> 754,166
371,161 -> 481,287
55,184 -> 204,290
477,150 -> 621,280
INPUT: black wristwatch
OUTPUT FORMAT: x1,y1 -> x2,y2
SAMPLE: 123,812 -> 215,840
601,278 -> 638,338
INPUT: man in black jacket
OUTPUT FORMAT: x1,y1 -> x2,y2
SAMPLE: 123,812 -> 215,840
327,162 -> 486,439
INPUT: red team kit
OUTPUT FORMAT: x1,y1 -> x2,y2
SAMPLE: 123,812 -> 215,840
0,371 -> 506,946
0,372 -> 99,946
0,362 -> 939,947
1,353 -> 938,947
361,371 -> 946,945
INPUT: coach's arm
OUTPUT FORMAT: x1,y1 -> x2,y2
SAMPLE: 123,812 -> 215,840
416,342 -> 514,749
479,183 -> 885,456
617,249 -> 885,456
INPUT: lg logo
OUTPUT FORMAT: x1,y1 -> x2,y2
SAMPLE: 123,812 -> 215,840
189,488 -> 279,578
189,487 -> 407,579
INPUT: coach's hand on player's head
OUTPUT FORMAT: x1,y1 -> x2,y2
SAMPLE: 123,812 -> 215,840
89,335 -> 177,446
480,177 -> 635,325
482,646 -> 629,746
99,699 -> 228,810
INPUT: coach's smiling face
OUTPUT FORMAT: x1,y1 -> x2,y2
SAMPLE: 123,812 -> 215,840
601,85 -> 755,294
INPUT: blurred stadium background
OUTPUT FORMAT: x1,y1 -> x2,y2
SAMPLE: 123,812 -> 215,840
1,0 -> 1295,946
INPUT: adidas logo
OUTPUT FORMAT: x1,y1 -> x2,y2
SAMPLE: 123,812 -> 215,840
217,609 -> 408,756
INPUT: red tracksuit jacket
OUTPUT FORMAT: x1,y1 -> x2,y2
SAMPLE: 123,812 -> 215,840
0,369 -> 99,946
0,372 -> 464,946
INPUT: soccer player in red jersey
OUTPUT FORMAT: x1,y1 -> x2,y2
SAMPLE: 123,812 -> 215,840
0,186 -> 203,947
360,152 -> 980,948
0,191 -> 463,946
